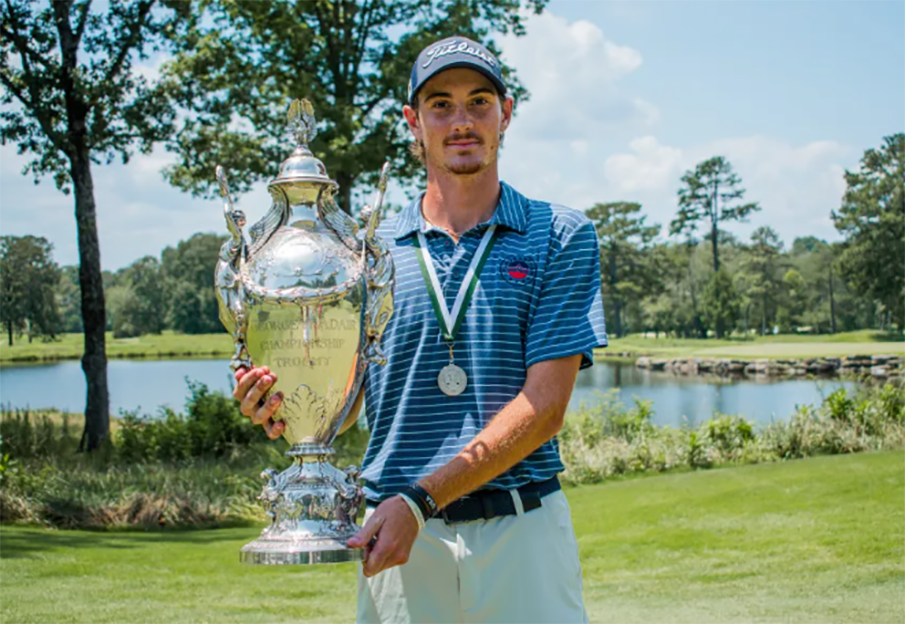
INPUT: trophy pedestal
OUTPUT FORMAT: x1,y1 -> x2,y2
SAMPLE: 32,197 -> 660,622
240,451 -> 365,565
239,536 -> 364,565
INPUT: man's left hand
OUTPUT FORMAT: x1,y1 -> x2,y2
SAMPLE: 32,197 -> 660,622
348,495 -> 420,577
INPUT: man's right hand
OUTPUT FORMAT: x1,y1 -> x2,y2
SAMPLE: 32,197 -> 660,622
233,366 -> 285,440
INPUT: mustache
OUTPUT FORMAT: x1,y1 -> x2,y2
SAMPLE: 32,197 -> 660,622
444,133 -> 483,145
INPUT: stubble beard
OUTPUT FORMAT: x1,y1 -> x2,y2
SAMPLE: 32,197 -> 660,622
436,138 -> 499,177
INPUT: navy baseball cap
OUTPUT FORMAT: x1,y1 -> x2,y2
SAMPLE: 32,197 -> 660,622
408,36 -> 506,105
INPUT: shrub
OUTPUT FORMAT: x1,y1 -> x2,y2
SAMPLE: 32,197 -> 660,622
559,381 -> 905,485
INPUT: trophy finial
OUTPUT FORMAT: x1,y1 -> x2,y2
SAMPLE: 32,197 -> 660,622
216,165 -> 232,199
288,98 -> 317,148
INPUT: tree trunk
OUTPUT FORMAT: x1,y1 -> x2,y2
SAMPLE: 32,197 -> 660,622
829,264 -> 837,334
608,250 -> 622,337
688,267 -> 704,338
7,321 -> 12,346
710,180 -> 720,273
761,294 -> 767,336
710,222 -> 720,273
71,150 -> 110,452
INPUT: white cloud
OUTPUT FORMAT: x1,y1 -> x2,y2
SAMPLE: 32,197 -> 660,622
0,9 -> 865,270
601,135 -> 854,245
500,11 -> 657,142
498,10 -> 658,210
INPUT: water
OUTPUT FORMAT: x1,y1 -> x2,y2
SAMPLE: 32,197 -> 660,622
0,359 -> 856,427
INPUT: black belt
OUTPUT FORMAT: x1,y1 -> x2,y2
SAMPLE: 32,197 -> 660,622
367,477 -> 561,525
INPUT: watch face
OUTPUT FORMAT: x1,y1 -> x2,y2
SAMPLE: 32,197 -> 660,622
438,364 -> 467,396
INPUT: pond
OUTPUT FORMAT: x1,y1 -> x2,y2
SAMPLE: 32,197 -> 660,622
0,359 -> 856,428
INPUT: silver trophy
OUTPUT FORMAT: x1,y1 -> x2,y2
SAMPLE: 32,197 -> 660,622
215,98 -> 394,565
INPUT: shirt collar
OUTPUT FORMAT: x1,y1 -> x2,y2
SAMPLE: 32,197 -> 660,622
393,181 -> 528,240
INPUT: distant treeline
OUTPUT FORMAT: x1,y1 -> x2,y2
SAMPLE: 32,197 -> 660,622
0,226 -> 892,344
2,136 -> 902,344
2,233 -> 225,342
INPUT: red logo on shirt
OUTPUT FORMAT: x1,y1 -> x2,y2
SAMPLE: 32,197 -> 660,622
499,255 -> 536,285
507,261 -> 529,280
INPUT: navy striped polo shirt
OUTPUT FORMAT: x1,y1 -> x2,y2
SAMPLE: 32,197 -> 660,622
359,181 -> 608,501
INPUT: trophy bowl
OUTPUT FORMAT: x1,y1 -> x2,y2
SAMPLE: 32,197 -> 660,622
214,99 -> 393,565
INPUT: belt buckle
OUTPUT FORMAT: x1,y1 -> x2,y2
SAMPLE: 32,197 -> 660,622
440,507 -> 462,525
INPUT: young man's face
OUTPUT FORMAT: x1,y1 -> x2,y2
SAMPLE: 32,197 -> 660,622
403,68 -> 513,177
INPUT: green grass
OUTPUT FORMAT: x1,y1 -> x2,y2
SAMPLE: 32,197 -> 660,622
3,329 -> 902,364
601,329 -> 905,360
0,331 -> 233,363
2,451 -> 902,623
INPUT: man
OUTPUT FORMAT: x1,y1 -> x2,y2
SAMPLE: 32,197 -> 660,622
234,36 -> 607,623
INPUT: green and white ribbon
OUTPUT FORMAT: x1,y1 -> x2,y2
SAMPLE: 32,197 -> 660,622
414,225 -> 499,342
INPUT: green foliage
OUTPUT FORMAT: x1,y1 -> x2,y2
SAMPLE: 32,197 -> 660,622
0,235 -> 62,344
704,414 -> 755,457
558,381 -> 905,485
0,410 -> 80,460
832,133 -> 905,331
161,0 -> 545,211
0,0 -> 193,452
702,269 -> 739,339
56,266 -> 83,333
670,156 -> 760,273
160,233 -> 225,334
109,256 -> 168,337
1,458 -> 266,529
586,202 -> 661,337
0,381 -> 373,529
116,380 -> 270,463
735,226 -> 784,335
0,0 -> 188,190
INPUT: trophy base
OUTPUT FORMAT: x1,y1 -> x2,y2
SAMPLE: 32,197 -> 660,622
241,457 -> 365,566
240,536 -> 364,565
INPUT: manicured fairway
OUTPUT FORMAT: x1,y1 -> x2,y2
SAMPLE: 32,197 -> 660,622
4,330 -> 902,363
2,451 -> 903,623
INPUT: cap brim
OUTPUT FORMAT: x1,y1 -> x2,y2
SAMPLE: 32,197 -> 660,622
410,61 -> 507,105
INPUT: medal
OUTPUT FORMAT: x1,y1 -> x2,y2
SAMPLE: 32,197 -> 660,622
414,224 -> 499,396
438,364 -> 468,396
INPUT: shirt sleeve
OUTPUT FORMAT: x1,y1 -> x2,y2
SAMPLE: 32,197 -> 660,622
525,218 -> 608,370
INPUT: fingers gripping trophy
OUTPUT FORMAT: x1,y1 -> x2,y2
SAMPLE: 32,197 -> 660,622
214,98 -> 394,565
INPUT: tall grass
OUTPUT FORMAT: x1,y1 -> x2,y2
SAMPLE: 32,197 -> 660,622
559,381 -> 905,484
2,381 -> 902,529
0,382 -> 370,530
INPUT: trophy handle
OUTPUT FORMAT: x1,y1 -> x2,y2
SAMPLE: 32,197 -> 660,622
361,161 -> 394,365
215,165 -> 251,370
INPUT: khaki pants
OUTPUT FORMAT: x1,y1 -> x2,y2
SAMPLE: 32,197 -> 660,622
357,490 -> 588,624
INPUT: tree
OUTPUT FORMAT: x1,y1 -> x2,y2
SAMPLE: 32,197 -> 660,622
737,226 -> 784,335
789,237 -> 841,334
57,265 -> 84,333
109,256 -> 167,337
161,0 -> 544,212
586,202 -> 660,337
0,235 -> 61,344
832,134 -> 905,331
670,156 -> 760,273
702,269 -> 739,339
160,233 -> 225,334
0,0 -> 189,450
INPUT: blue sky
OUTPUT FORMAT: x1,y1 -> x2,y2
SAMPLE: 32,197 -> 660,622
549,0 -> 903,147
1,0 -> 903,269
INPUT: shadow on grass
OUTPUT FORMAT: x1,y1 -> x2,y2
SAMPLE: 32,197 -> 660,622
869,331 -> 905,343
0,524 -> 260,560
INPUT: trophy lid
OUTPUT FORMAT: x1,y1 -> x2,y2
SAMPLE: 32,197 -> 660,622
269,99 -> 336,189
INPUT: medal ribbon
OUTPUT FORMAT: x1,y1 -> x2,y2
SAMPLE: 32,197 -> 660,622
414,225 -> 499,342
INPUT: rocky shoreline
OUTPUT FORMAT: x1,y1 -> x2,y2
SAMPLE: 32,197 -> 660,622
635,354 -> 903,378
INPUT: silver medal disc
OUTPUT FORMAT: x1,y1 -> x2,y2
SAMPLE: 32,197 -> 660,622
438,364 -> 467,396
